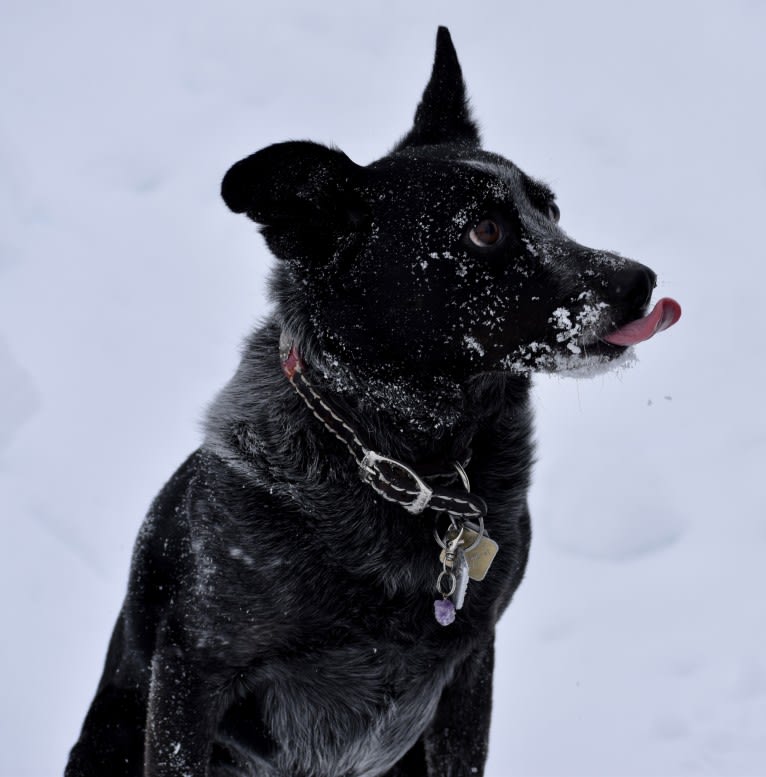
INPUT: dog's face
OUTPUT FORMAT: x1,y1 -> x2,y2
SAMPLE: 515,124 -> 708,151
222,28 -> 679,382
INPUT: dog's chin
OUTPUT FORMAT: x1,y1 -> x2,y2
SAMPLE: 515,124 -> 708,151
543,345 -> 637,378
497,340 -> 637,379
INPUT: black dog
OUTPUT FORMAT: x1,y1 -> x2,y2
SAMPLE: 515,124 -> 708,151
65,26 -> 680,777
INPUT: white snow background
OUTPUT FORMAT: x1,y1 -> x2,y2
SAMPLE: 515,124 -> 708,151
1,1 -> 765,775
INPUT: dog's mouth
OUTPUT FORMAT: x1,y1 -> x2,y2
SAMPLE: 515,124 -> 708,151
602,297 -> 682,347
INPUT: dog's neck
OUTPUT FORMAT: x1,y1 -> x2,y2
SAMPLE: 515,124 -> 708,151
204,320 -> 531,487
278,325 -> 530,461
289,344 -> 458,450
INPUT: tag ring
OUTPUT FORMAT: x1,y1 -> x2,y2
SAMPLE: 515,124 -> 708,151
436,570 -> 457,597
452,461 -> 471,492
463,515 -> 485,553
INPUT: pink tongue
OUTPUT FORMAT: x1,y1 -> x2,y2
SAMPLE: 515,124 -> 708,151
602,297 -> 682,346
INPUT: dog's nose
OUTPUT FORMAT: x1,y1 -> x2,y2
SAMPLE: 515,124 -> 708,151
605,264 -> 657,310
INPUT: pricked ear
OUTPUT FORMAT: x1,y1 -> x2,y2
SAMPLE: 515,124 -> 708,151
395,26 -> 480,150
221,140 -> 363,227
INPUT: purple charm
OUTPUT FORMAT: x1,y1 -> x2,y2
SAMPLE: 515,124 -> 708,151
434,598 -> 456,626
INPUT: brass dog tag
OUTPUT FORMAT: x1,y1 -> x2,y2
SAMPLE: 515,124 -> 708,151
439,529 -> 498,581
462,529 -> 499,581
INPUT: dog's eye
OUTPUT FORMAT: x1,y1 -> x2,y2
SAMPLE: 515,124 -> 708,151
468,219 -> 502,247
547,202 -> 560,223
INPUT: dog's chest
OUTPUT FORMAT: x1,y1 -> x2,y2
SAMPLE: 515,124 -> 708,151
183,535 -> 455,774
217,635 -> 458,777
184,459 -> 494,775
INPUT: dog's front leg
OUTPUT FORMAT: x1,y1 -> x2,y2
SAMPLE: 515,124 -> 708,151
144,646 -> 217,777
423,638 -> 495,777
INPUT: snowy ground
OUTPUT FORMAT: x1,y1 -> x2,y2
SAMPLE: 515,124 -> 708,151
1,1 -> 765,775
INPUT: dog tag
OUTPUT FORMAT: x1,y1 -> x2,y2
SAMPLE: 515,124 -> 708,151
453,548 -> 469,610
462,529 -> 499,581
439,529 -> 498,581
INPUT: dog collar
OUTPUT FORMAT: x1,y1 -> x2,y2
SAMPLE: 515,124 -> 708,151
279,332 -> 487,521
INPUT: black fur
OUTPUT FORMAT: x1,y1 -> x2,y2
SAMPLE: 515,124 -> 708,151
66,27 -> 658,777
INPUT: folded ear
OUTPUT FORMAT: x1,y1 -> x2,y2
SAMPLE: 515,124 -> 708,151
221,141 -> 367,262
396,26 -> 480,150
222,140 -> 363,224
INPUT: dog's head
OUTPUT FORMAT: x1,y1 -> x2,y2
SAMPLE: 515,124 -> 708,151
222,27 -> 680,382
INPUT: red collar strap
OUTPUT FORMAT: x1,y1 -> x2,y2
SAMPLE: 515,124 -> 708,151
279,335 -> 487,521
